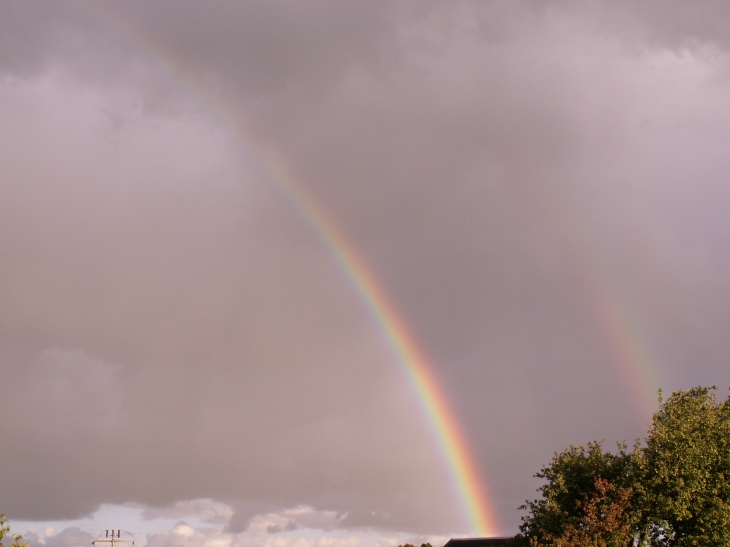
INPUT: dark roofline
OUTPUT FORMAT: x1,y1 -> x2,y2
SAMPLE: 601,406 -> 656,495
443,538 -> 511,547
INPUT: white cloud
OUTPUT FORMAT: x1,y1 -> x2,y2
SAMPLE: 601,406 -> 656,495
16,502 -> 454,547
246,507 -> 345,534
142,499 -> 234,526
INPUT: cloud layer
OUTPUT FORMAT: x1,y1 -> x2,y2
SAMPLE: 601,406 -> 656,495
2,0 -> 730,537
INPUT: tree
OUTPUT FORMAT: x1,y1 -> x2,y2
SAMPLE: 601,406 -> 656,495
532,477 -> 634,547
640,387 -> 730,547
0,515 -> 29,547
513,442 -> 640,547
513,387 -> 730,547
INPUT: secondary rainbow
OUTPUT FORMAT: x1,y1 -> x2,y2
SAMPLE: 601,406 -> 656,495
76,1 -> 498,536
588,254 -> 660,418
548,190 -> 661,418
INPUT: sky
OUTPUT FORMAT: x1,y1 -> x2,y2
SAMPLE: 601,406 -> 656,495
2,1 -> 730,546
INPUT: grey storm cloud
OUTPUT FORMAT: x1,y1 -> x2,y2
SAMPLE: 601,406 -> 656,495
2,0 -> 730,537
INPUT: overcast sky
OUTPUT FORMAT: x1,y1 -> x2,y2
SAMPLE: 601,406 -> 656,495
3,1 -> 730,545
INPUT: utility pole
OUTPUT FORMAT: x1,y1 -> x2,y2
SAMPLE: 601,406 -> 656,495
92,530 -> 135,547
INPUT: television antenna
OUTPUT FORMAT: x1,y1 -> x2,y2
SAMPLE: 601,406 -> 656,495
92,530 -> 135,547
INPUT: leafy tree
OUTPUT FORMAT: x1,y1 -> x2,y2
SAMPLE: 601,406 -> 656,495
532,477 -> 634,547
513,387 -> 730,547
513,442 -> 640,547
0,515 -> 29,547
640,387 -> 730,547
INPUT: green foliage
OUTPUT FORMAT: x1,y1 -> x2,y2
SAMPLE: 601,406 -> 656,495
513,387 -> 730,547
0,515 -> 29,547
532,477 -> 634,547
513,442 -> 640,547
641,387 -> 730,547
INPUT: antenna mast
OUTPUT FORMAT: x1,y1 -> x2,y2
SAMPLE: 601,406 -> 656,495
92,530 -> 135,547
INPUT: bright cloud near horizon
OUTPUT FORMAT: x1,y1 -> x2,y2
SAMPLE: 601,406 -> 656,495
2,2 -> 730,546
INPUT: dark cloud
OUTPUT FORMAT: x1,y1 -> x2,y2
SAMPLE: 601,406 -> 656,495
2,0 -> 730,537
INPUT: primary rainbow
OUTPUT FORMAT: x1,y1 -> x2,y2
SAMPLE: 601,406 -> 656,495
77,1 -> 498,536
271,161 -> 498,536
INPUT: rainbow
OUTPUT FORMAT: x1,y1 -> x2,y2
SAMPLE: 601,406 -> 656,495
548,190 -> 661,418
270,162 -> 498,536
586,251 -> 660,418
73,1 -> 498,536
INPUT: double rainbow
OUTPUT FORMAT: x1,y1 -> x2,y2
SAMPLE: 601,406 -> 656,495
64,2 -> 667,535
